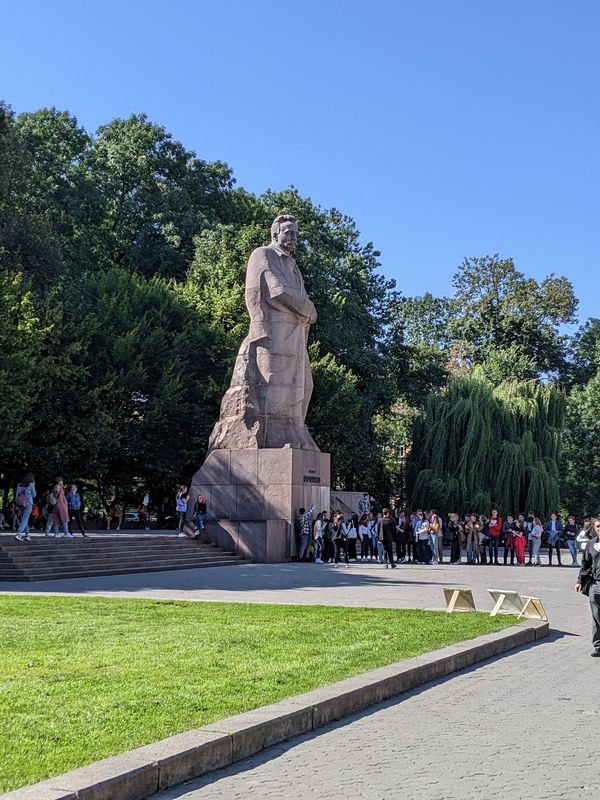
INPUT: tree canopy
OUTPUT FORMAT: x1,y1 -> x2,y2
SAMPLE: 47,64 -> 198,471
1,100 -> 597,518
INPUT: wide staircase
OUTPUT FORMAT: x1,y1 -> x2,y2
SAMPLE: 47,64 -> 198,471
0,535 -> 247,582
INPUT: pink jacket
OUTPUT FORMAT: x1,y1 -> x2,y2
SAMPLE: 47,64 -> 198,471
53,485 -> 69,524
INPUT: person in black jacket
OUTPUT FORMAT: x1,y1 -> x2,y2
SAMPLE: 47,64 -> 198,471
377,508 -> 397,569
576,516 -> 600,656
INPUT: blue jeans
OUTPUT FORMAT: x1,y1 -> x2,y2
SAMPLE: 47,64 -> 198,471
567,539 -> 578,564
467,542 -> 477,564
194,513 -> 206,530
313,537 -> 322,560
298,534 -> 310,560
429,533 -> 438,562
17,504 -> 33,534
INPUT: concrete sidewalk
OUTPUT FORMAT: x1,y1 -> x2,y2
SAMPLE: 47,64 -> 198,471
0,555 -> 581,614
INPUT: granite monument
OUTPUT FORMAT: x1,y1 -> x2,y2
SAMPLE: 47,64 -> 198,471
189,215 -> 330,561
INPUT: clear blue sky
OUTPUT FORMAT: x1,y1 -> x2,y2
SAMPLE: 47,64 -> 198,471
3,0 -> 599,326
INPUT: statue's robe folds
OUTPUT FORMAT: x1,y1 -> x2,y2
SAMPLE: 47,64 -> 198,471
208,243 -> 319,451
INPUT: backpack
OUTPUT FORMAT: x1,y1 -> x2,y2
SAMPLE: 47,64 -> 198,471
16,489 -> 27,508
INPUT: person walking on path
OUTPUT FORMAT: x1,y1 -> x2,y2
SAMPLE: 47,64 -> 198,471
377,508 -> 397,569
546,513 -> 563,566
175,485 -> 190,536
297,505 -> 314,561
575,516 -> 600,656
67,484 -> 87,536
564,515 -> 579,565
14,473 -> 36,541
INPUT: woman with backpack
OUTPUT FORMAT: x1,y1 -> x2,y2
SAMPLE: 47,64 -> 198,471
14,473 -> 36,542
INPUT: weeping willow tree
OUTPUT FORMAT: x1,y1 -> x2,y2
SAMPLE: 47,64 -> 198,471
407,368 -> 565,517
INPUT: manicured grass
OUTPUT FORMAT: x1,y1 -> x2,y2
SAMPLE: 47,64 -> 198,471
0,594 -> 515,792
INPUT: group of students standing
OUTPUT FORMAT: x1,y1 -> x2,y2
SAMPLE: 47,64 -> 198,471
297,506 -> 590,567
297,506 -> 399,567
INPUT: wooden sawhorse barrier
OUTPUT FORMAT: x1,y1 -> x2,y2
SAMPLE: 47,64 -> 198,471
443,587 -> 476,612
488,589 -> 548,621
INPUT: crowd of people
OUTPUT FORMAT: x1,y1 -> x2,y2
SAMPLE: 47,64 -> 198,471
296,500 -> 594,568
3,475 -> 596,575
1,474 -> 89,540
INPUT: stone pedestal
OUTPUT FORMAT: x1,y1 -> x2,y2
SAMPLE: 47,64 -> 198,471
188,448 -> 330,563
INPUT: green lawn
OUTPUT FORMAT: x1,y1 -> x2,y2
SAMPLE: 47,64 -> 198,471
0,594 -> 515,792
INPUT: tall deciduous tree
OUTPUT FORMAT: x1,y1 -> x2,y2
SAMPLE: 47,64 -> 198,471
450,255 -> 577,376
82,115 -> 236,280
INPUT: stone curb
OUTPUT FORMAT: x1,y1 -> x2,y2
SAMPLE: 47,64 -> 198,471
2,619 -> 548,800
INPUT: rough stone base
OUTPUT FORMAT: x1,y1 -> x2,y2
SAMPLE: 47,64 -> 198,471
188,448 -> 331,563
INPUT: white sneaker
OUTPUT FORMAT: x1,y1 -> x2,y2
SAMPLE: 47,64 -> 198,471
178,532 -> 187,538
65,533 -> 74,539
15,534 -> 25,542
315,558 -> 323,563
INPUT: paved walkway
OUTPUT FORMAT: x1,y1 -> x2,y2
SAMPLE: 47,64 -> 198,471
0,557 -> 594,799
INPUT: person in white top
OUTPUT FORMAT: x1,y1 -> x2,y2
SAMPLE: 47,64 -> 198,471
358,514 -> 370,561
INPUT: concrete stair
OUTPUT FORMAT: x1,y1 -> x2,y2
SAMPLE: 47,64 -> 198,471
0,535 -> 247,581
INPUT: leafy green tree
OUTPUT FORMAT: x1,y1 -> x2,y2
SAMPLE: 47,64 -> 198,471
562,341 -> 600,516
13,108 -> 102,277
0,270 -> 44,492
306,344 -> 361,486
22,269 -> 225,509
0,104 -> 67,286
450,255 -> 577,376
82,115 -> 236,280
566,317 -> 600,387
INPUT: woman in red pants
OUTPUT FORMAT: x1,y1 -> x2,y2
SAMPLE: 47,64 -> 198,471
513,523 -> 527,565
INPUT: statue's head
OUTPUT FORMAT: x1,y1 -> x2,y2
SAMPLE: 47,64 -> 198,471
271,214 -> 298,254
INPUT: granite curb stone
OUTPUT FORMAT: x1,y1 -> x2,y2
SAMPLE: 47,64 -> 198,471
2,619 -> 548,800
